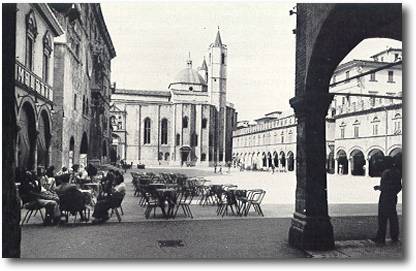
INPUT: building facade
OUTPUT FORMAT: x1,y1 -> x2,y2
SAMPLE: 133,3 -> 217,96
111,31 -> 236,166
233,111 -> 336,172
49,3 -> 116,169
232,48 -> 402,177
331,48 -> 402,177
14,3 -> 64,170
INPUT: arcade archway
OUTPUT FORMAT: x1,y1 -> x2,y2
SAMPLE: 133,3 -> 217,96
350,149 -> 365,176
69,136 -> 75,168
368,149 -> 385,177
336,150 -> 348,175
80,132 -> 88,166
17,102 -> 36,170
287,151 -> 294,171
279,151 -> 286,169
37,110 -> 51,168
289,4 -> 401,249
273,151 -> 278,168
389,147 -> 402,168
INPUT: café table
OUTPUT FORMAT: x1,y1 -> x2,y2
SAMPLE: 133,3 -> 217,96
155,188 -> 177,218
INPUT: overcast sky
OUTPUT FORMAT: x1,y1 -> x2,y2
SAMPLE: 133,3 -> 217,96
101,2 -> 402,122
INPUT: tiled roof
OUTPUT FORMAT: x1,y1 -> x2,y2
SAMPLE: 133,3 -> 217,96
114,88 -> 171,97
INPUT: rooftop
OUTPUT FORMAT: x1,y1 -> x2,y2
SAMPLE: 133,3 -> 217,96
114,88 -> 171,97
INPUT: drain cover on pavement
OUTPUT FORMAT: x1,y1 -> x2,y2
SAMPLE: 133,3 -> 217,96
158,240 -> 185,248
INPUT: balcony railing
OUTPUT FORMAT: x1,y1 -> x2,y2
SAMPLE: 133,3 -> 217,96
15,60 -> 53,102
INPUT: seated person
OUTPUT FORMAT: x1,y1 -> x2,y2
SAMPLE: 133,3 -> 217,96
43,166 -> 56,191
19,171 -> 61,225
74,164 -> 89,184
55,173 -> 78,197
92,173 -> 126,224
86,163 -> 98,178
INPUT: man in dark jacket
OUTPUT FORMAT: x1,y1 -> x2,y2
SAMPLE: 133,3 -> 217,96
372,157 -> 402,244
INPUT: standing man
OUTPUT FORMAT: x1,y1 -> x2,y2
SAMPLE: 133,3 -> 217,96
372,157 -> 402,245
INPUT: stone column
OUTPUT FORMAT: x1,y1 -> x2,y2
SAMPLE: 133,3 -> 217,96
288,94 -> 334,251
365,158 -> 369,177
335,159 -> 339,175
348,158 -> 352,175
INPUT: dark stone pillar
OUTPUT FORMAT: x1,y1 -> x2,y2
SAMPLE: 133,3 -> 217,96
2,3 -> 21,258
288,93 -> 335,251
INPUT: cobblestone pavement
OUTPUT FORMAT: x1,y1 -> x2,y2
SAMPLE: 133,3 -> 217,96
20,167 -> 403,259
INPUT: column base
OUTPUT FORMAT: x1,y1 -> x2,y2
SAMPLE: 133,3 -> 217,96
288,212 -> 335,251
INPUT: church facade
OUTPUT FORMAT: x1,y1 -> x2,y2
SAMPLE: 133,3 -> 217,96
110,31 -> 237,166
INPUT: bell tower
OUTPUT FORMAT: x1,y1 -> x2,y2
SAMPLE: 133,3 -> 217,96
208,29 -> 227,109
208,29 -> 227,162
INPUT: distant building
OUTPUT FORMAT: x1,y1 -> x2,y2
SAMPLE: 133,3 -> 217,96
110,31 -> 236,166
50,3 -> 116,169
330,48 -> 402,177
14,4 -> 64,170
232,48 -> 402,177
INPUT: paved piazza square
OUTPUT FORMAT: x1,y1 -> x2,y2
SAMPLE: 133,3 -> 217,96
130,166 -> 402,213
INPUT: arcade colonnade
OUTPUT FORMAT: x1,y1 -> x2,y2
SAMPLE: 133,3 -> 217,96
234,150 -> 295,171
289,3 -> 401,250
335,146 -> 402,177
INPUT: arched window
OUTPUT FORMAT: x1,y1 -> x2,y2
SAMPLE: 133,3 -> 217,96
353,120 -> 360,138
176,133 -> 180,146
42,31 -> 52,85
26,10 -> 37,71
144,118 -> 151,144
182,116 -> 188,128
158,152 -> 163,160
281,131 -> 284,143
164,152 -> 170,161
339,122 -> 346,139
161,118 -> 168,145
202,118 -> 207,129
102,140 -> 107,156
191,133 -> 198,146
393,113 -> 402,134
372,116 -> 380,136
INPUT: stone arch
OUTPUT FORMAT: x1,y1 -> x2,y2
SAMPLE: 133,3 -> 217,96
267,152 -> 272,168
300,4 -> 401,100
388,147 -> 402,168
69,136 -> 75,168
17,101 -> 37,170
273,151 -> 279,167
287,151 -> 295,171
80,131 -> 88,166
37,110 -> 51,168
336,149 -> 348,175
279,151 -> 286,168
350,149 -> 365,176
348,146 -> 365,159
289,3 -> 401,250
262,152 -> 267,168
368,149 -> 385,177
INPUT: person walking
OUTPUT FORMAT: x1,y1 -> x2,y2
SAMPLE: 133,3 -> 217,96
271,163 -> 275,174
372,157 -> 402,245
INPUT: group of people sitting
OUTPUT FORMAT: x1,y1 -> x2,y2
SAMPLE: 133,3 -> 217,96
17,164 -> 126,225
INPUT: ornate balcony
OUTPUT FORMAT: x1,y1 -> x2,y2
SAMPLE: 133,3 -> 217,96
15,60 -> 53,102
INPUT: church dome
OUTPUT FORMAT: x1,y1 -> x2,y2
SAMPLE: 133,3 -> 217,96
169,57 -> 208,92
172,67 -> 207,86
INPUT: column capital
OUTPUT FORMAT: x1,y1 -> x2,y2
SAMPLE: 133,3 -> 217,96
289,93 -> 334,118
